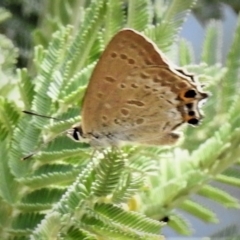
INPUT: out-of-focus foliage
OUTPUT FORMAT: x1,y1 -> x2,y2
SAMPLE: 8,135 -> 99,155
193,0 -> 240,24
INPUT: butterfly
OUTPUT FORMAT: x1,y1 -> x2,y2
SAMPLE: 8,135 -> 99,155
66,28 -> 208,147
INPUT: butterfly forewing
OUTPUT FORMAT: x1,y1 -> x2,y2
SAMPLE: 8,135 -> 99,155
81,29 -> 169,129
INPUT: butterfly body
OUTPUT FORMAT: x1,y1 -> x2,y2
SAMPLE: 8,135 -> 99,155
69,29 -> 208,147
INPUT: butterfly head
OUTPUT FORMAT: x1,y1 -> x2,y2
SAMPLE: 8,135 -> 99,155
66,124 -> 89,143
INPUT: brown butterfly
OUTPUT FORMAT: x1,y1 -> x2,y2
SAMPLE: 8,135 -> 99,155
66,28 -> 208,147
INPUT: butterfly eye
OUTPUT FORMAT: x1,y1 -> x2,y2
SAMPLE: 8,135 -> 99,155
72,127 -> 82,141
67,125 -> 83,142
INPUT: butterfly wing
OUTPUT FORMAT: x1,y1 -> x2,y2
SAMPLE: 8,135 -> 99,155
81,29 -> 207,146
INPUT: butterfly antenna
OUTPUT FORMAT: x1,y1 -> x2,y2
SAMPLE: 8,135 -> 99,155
21,141 -> 49,161
21,130 -> 69,161
22,110 -> 61,121
21,111 -> 68,160
21,149 -> 42,161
